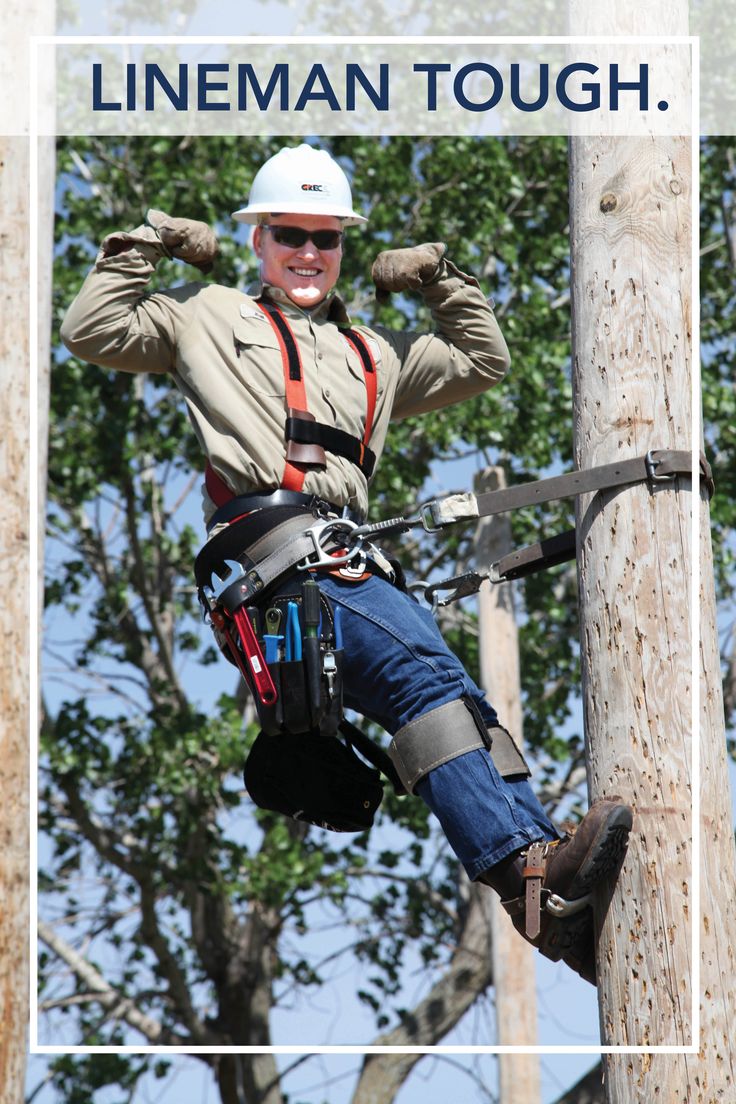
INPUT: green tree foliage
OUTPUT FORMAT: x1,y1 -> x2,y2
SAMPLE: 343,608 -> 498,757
38,135 -> 731,1103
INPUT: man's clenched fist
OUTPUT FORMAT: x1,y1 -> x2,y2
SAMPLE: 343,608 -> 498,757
145,209 -> 219,272
371,242 -> 446,301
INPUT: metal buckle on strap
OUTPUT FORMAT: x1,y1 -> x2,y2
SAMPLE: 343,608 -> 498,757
418,500 -> 445,533
417,493 -> 480,531
296,518 -> 364,571
645,449 -> 677,483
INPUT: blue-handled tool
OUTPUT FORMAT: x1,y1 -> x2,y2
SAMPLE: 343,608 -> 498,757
263,635 -> 283,664
333,605 -> 343,650
285,602 -> 302,661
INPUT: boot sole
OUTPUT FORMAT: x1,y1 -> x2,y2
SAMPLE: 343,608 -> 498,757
562,804 -> 633,900
538,805 -> 633,984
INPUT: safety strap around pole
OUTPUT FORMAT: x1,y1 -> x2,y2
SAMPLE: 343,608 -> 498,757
423,450 -> 713,530
419,449 -> 714,605
491,529 -> 577,583
423,530 -> 580,607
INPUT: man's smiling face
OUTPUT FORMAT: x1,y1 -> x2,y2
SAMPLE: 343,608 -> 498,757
253,213 -> 344,308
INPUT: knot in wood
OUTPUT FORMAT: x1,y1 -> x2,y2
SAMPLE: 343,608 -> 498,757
600,192 -> 618,213
669,178 -> 683,195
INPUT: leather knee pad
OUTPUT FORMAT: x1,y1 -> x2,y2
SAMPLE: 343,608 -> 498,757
388,695 -> 530,794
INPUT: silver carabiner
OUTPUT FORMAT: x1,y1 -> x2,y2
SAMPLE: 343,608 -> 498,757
296,518 -> 364,571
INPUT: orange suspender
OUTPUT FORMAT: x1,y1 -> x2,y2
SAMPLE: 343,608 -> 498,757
206,302 -> 378,504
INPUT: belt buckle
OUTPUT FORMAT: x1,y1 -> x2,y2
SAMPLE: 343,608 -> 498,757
311,495 -> 337,520
337,552 -> 368,579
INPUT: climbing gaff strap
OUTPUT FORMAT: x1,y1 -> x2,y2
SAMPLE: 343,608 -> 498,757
388,697 -> 530,794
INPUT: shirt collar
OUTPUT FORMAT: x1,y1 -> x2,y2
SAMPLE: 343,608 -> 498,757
245,280 -> 352,326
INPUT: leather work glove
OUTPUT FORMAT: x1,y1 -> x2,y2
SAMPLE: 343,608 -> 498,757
371,242 -> 447,303
144,208 -> 219,272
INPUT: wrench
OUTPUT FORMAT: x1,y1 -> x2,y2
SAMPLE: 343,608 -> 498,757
205,560 -> 277,706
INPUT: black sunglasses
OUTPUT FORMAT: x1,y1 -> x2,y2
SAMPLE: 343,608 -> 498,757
264,225 -> 343,251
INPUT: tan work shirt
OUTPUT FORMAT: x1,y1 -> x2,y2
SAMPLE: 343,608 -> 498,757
60,226 -> 510,522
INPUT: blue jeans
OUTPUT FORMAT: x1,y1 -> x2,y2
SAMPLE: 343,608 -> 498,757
316,573 -> 558,880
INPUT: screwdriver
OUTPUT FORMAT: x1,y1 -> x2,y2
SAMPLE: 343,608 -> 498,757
302,579 -> 322,716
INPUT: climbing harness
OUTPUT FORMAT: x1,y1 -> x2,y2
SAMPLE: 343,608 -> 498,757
205,300 -> 378,508
194,498 -> 407,830
196,353 -> 711,833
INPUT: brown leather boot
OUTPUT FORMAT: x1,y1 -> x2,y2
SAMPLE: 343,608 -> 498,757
478,797 -> 633,986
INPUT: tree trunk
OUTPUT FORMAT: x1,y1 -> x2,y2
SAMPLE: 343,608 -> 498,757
215,1055 -> 283,1104
352,887 -> 493,1103
475,467 -> 540,1103
569,122 -> 736,1104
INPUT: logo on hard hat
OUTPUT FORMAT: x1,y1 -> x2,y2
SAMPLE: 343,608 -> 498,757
301,183 -> 331,194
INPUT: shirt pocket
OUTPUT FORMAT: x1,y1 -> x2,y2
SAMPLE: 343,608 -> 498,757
232,317 -> 286,398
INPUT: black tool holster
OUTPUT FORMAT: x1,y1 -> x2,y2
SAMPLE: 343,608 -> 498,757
194,505 -> 345,737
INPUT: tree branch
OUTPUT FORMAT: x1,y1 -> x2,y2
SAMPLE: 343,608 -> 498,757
120,469 -> 187,711
351,883 -> 493,1104
551,1061 -> 604,1104
38,920 -> 186,1045
49,768 -> 216,1044
137,872 -> 216,1045
68,503 -> 181,710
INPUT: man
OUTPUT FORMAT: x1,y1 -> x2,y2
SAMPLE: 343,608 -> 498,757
61,143 -> 632,984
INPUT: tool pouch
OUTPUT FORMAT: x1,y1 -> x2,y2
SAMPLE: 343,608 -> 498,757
249,588 -> 344,739
243,726 -> 383,832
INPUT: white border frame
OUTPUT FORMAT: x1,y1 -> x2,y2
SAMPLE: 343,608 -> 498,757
29,32 -> 701,1061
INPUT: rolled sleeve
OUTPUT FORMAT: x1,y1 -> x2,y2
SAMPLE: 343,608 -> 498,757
384,257 -> 510,420
60,228 -> 181,375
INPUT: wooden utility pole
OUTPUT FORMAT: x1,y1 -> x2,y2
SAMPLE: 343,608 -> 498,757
569,2 -> 736,1097
0,4 -> 54,1097
570,131 -> 696,1044
475,467 -> 540,1104
0,132 -> 33,1104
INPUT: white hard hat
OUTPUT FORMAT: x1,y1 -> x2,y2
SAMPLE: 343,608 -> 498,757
232,144 -> 367,226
